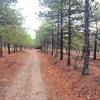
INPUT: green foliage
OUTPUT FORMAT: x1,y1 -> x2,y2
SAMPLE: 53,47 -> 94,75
0,0 -> 17,5
0,3 -> 33,48
34,21 -> 51,47
35,0 -> 100,51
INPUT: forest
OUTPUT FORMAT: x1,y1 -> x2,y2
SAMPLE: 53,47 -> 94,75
0,0 -> 33,57
0,0 -> 100,100
34,0 -> 100,75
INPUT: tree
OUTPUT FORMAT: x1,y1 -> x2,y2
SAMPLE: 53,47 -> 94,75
82,0 -> 90,75
93,21 -> 98,59
0,0 -> 17,5
38,0 -> 100,75
51,24 -> 54,56
55,11 -> 60,57
34,22 -> 51,49
0,36 -> 3,57
92,3 -> 100,60
0,5 -> 33,56
67,0 -> 71,65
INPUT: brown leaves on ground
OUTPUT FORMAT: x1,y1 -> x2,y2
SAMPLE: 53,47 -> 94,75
38,51 -> 100,100
0,51 -> 28,86
0,50 -> 99,100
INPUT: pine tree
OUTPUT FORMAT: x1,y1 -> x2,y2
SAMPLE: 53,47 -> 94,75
82,0 -> 90,75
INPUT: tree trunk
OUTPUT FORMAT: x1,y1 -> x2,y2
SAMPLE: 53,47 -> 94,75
60,0 -> 63,60
13,44 -> 16,53
51,24 -> 54,56
41,46 -> 42,51
7,43 -> 10,54
46,43 -> 48,53
82,46 -> 85,57
93,21 -> 98,60
55,11 -> 60,57
82,0 -> 90,75
67,0 -> 71,65
0,37 -> 3,57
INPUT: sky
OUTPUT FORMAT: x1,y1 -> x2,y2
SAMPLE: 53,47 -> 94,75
16,0 -> 41,39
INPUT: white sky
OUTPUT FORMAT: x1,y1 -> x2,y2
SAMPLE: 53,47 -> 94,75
16,0 -> 41,39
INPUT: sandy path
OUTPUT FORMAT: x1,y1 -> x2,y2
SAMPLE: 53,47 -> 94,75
0,50 -> 47,100
31,51 -> 47,100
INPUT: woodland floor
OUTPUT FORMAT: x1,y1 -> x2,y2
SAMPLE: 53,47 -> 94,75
0,50 -> 100,100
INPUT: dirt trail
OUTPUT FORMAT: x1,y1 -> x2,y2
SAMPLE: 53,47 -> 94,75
31,51 -> 47,100
0,50 -> 47,100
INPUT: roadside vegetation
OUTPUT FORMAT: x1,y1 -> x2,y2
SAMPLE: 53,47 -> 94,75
34,0 -> 100,75
0,0 -> 33,57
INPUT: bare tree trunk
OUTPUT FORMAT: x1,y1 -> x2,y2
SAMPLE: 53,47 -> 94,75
60,0 -> 63,60
93,21 -> 98,60
13,44 -> 16,53
82,0 -> 90,75
41,46 -> 43,51
82,46 -> 85,57
55,11 -> 60,57
67,0 -> 71,65
7,43 -> 10,54
51,24 -> 54,56
0,36 -> 3,57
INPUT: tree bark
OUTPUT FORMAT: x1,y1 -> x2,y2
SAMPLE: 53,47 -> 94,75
67,0 -> 71,65
82,46 -> 85,57
7,43 -> 10,54
82,0 -> 90,75
13,44 -> 16,53
60,0 -> 63,60
51,24 -> 54,56
93,21 -> 98,60
0,36 -> 3,57
55,11 -> 60,57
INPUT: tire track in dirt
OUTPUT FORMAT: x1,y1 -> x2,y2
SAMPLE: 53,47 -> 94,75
31,50 -> 47,100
